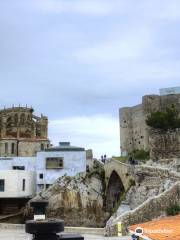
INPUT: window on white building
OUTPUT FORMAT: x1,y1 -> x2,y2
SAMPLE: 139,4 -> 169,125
22,179 -> 25,191
39,173 -> 43,179
13,166 -> 25,170
0,180 -> 5,192
5,143 -> 8,154
11,143 -> 15,154
46,157 -> 63,169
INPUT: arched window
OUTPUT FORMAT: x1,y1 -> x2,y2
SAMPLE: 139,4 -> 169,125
7,117 -> 12,127
20,113 -> 25,125
14,114 -> 18,125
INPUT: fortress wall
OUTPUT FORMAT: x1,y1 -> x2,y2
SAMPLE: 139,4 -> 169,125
160,94 -> 180,111
120,104 -> 148,155
142,95 -> 160,113
149,129 -> 180,160
119,94 -> 180,156
131,105 -> 147,151
119,107 -> 133,156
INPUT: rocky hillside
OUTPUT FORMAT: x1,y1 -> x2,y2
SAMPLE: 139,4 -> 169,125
106,163 -> 180,235
25,161 -> 110,227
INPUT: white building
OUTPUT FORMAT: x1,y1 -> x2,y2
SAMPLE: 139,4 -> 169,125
0,170 -> 36,198
36,142 -> 86,191
159,86 -> 180,95
0,142 -> 86,195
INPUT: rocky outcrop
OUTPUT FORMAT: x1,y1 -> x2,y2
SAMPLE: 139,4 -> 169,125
106,182 -> 180,235
25,163 -> 110,227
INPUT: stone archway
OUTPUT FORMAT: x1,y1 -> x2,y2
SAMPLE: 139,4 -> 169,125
106,170 -> 125,212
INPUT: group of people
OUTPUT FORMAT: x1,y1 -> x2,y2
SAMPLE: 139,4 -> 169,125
128,156 -> 138,165
101,154 -> 107,163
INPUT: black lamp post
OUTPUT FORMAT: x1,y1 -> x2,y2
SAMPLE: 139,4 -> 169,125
25,200 -> 84,240
30,200 -> 48,220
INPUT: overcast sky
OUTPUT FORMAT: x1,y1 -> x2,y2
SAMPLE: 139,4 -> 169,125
0,0 -> 180,158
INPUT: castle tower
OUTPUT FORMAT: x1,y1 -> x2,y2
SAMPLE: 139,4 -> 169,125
39,115 -> 48,139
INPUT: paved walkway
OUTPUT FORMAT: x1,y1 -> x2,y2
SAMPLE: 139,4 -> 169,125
0,229 -> 131,240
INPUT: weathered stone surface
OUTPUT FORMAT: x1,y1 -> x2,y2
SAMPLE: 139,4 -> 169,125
107,181 -> 180,235
119,93 -> 180,159
25,165 -> 110,227
105,164 -> 180,235
0,106 -> 49,157
149,129 -> 180,160
104,160 -> 134,193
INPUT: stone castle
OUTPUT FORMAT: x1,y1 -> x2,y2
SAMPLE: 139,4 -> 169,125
119,93 -> 180,158
0,106 -> 49,157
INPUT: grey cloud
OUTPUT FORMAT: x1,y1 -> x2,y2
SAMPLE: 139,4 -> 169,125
0,0 -> 180,156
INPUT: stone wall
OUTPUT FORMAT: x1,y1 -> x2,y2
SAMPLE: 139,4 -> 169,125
119,93 -> 180,158
0,139 -> 49,157
105,164 -> 180,235
149,129 -> 180,160
18,140 -> 49,157
104,159 -> 134,192
119,105 -> 148,156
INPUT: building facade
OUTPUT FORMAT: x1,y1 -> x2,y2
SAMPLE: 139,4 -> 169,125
0,170 -> 36,198
119,92 -> 180,156
36,142 -> 86,191
0,106 -> 87,197
0,142 -> 86,193
0,106 -> 49,157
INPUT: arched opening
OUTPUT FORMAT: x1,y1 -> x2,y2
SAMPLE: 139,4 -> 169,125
14,113 -> 18,125
106,171 -> 125,213
20,113 -> 25,125
7,116 -> 12,127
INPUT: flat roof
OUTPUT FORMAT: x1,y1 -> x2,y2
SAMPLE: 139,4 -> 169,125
45,146 -> 85,152
129,214 -> 180,240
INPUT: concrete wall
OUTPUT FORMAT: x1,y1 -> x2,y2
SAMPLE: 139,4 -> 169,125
0,157 -> 36,171
0,150 -> 86,193
36,151 -> 86,186
0,170 -> 36,198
